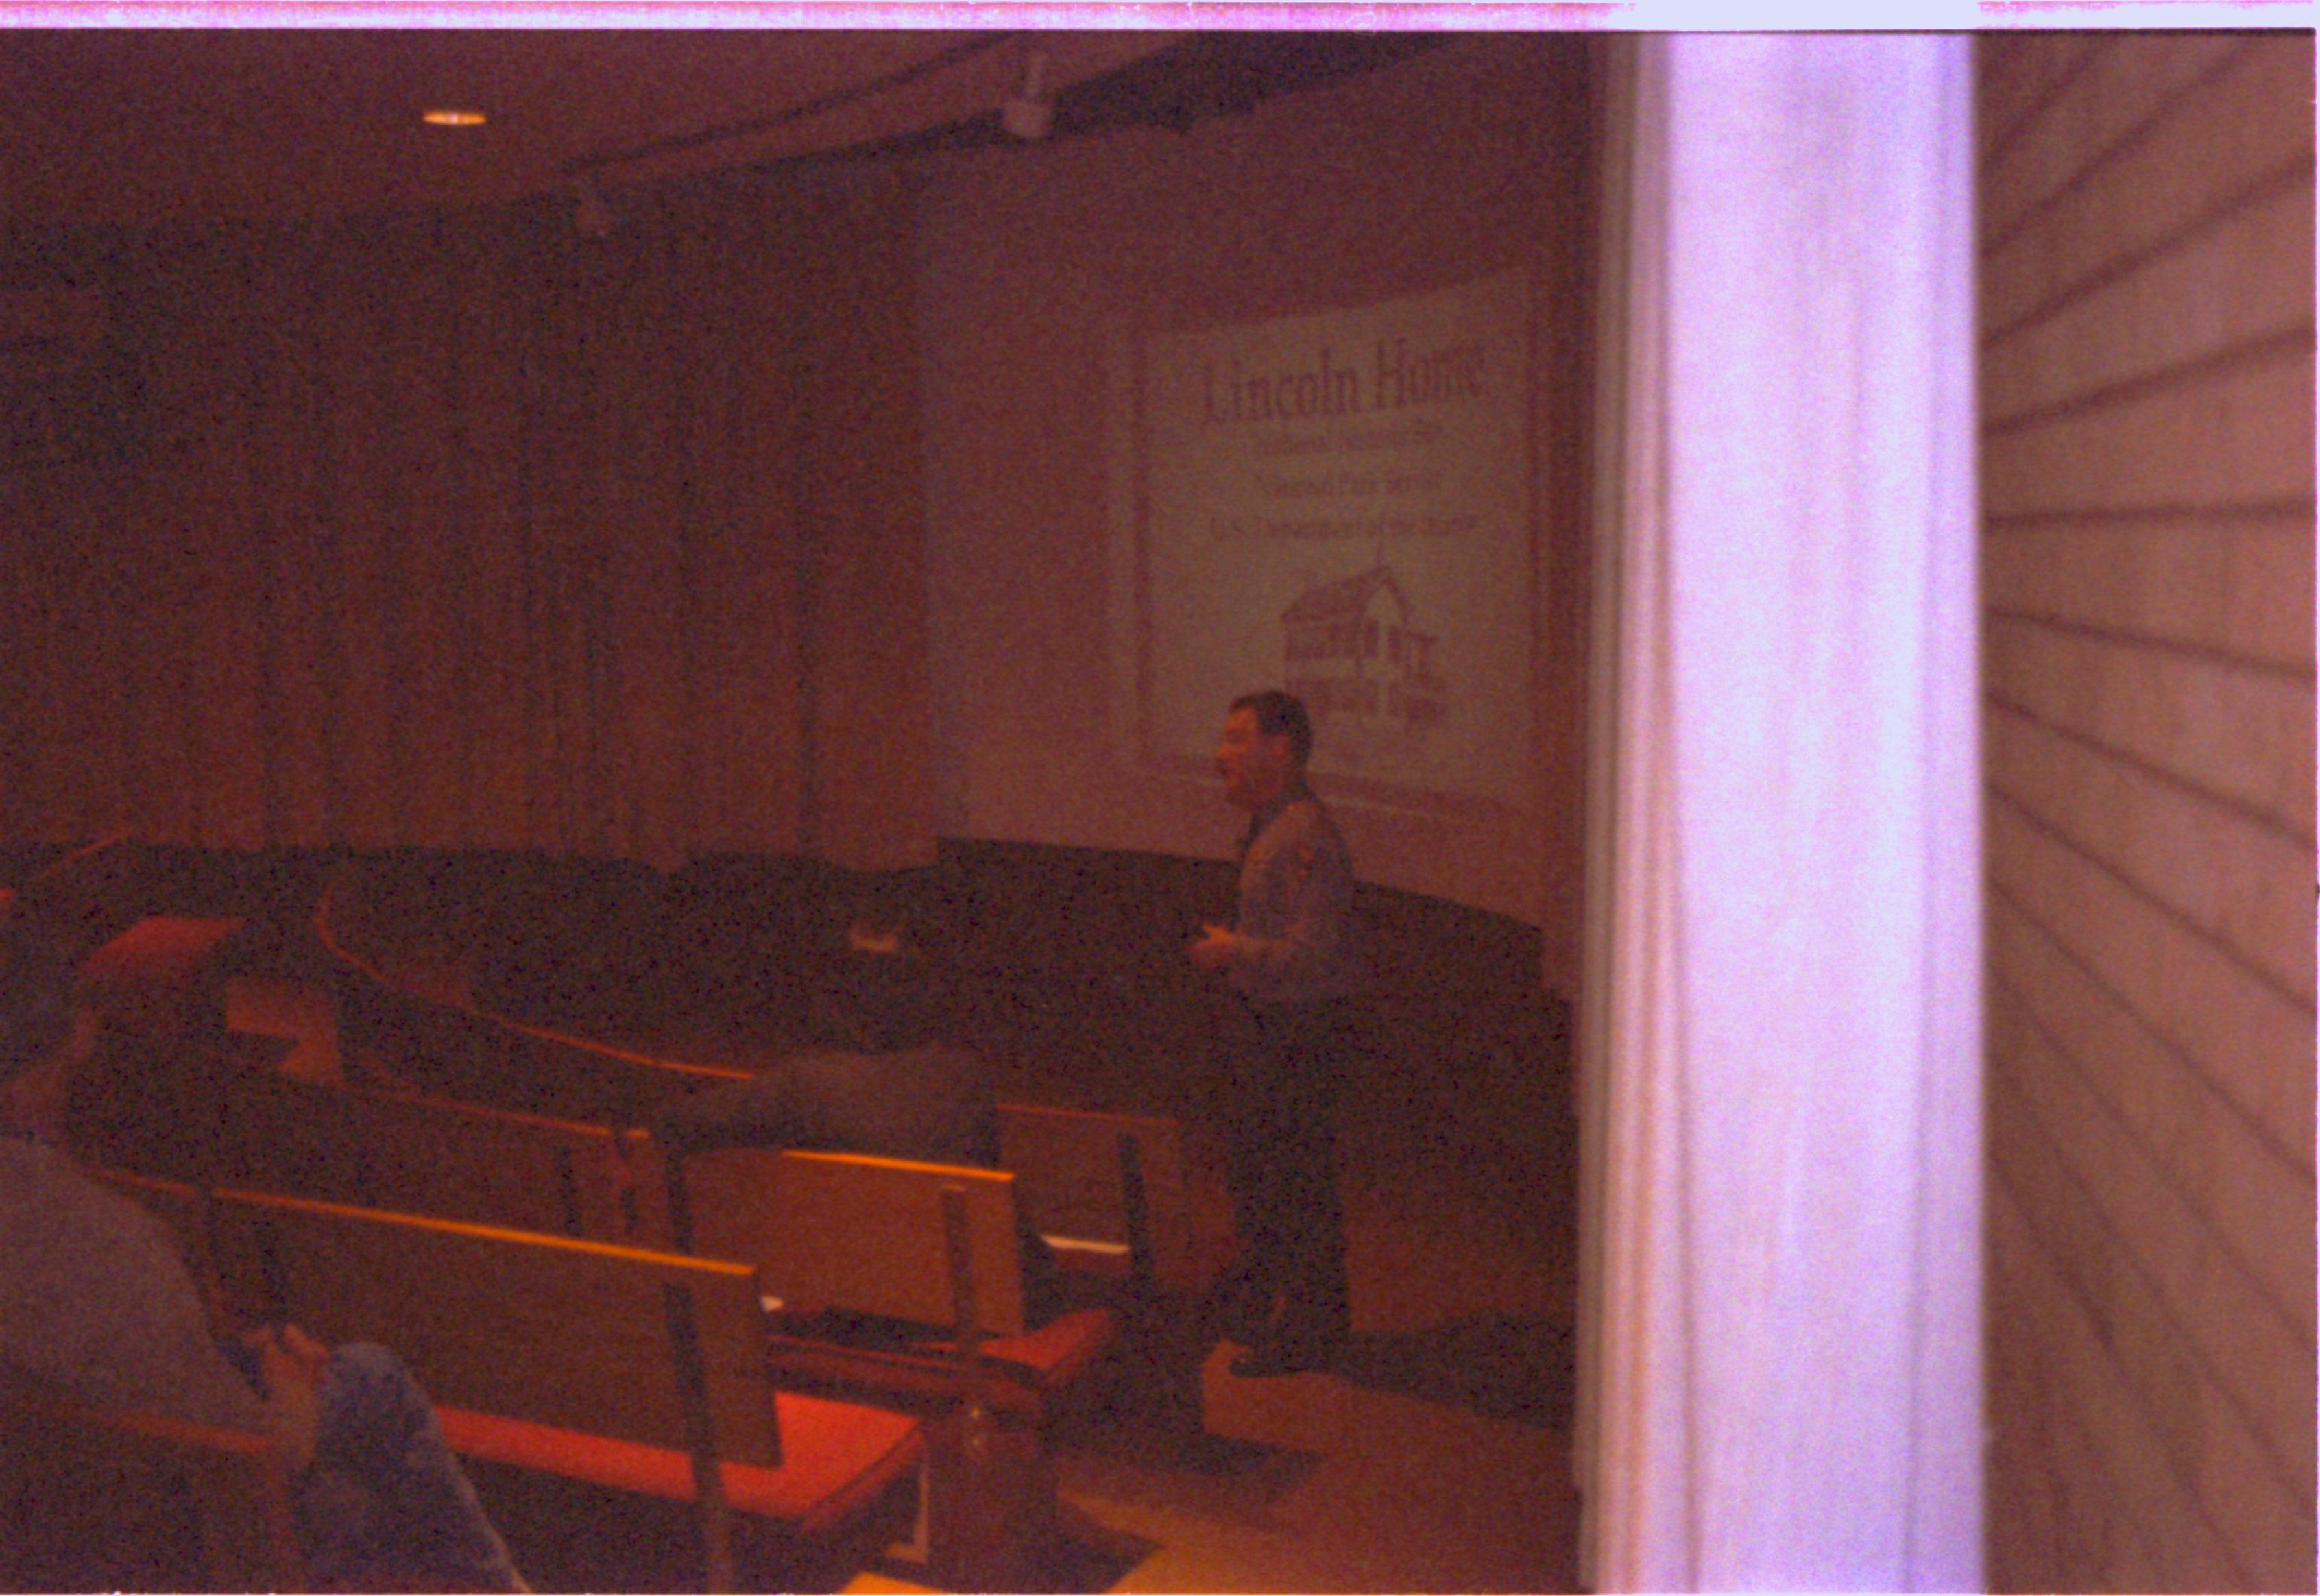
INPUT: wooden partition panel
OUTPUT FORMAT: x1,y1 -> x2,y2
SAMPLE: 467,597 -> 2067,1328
1977,32 -> 2315,1593
208,1188 -> 780,1468
684,1148 -> 1025,1337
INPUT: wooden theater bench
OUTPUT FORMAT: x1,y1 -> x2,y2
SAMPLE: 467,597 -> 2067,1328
0,1383 -> 309,1593
675,1148 -> 1115,1420
205,1189 -> 924,1593
224,976 -> 341,1082
328,943 -> 756,1124
995,1104 -> 1226,1437
300,1076 -> 1220,1436
673,1146 -> 1120,1586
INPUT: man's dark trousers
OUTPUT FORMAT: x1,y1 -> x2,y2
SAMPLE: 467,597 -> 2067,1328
1225,998 -> 1353,1353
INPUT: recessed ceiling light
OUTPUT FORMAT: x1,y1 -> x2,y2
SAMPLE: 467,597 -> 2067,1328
422,109 -> 488,128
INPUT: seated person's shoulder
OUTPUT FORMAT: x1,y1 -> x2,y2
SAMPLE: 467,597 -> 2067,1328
1,1137 -> 154,1245
0,1143 -> 269,1433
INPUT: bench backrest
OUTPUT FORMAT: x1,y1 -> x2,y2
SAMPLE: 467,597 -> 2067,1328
349,1087 -> 635,1239
316,921 -> 1210,1293
206,1187 -> 781,1468
997,1104 -> 1196,1289
0,1383 -> 309,1593
681,1148 -> 1026,1338
219,1069 -> 648,1241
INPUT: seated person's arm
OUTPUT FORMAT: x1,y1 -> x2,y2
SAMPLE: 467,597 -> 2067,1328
242,1322 -> 330,1471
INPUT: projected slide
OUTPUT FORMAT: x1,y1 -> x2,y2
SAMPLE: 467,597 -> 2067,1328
1112,270 -> 1534,811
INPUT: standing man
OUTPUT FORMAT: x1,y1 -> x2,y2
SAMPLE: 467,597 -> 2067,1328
1189,690 -> 1360,1376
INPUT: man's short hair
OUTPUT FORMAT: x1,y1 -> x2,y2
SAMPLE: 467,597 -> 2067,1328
0,934 -> 80,1086
1230,689 -> 1313,767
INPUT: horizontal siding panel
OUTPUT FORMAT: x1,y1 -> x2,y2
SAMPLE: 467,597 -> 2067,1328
2097,1491 -> 2167,1594
1983,515 -> 2312,673
1991,896 -> 2317,1338
1983,37 -> 2314,335
1980,32 -> 2248,252
1978,33 -> 2313,1596
1989,1169 -> 2245,1588
1985,1203 -> 2137,1591
1983,176 -> 2312,424
1986,1313 -> 2063,1591
2046,1409 -> 2123,1584
1985,614 -> 2315,839
1992,988 -> 2315,1495
1983,347 -> 2314,520
1987,797 -> 2316,1153
1987,704 -> 2314,1001
2197,1390 -> 2320,1591
1978,33 -> 2100,173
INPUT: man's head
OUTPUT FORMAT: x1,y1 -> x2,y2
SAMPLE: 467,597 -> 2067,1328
1216,690 -> 1312,812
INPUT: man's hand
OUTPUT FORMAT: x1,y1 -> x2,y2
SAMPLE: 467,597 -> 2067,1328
1188,924 -> 1238,972
241,1323 -> 329,1471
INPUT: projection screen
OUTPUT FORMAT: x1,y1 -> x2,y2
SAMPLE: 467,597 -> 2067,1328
1109,269 -> 1536,814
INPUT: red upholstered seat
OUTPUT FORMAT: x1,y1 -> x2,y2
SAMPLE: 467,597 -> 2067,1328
435,1392 -> 923,1540
762,1305 -> 1117,1418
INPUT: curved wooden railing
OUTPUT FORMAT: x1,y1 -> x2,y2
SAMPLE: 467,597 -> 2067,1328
314,873 -> 753,1126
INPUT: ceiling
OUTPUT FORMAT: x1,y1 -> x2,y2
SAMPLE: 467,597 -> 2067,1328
0,29 -> 1450,229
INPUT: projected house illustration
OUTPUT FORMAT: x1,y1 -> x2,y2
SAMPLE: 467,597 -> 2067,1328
1281,564 -> 1447,733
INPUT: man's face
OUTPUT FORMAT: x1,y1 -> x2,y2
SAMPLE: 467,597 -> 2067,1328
1215,707 -> 1292,811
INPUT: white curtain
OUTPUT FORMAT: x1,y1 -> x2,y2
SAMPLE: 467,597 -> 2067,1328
1577,34 -> 1983,1591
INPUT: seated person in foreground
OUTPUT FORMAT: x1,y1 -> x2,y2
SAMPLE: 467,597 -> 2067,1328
0,930 -> 527,1593
649,915 -> 1059,1320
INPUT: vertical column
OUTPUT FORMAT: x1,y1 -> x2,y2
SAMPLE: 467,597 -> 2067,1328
1578,34 -> 1981,1591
